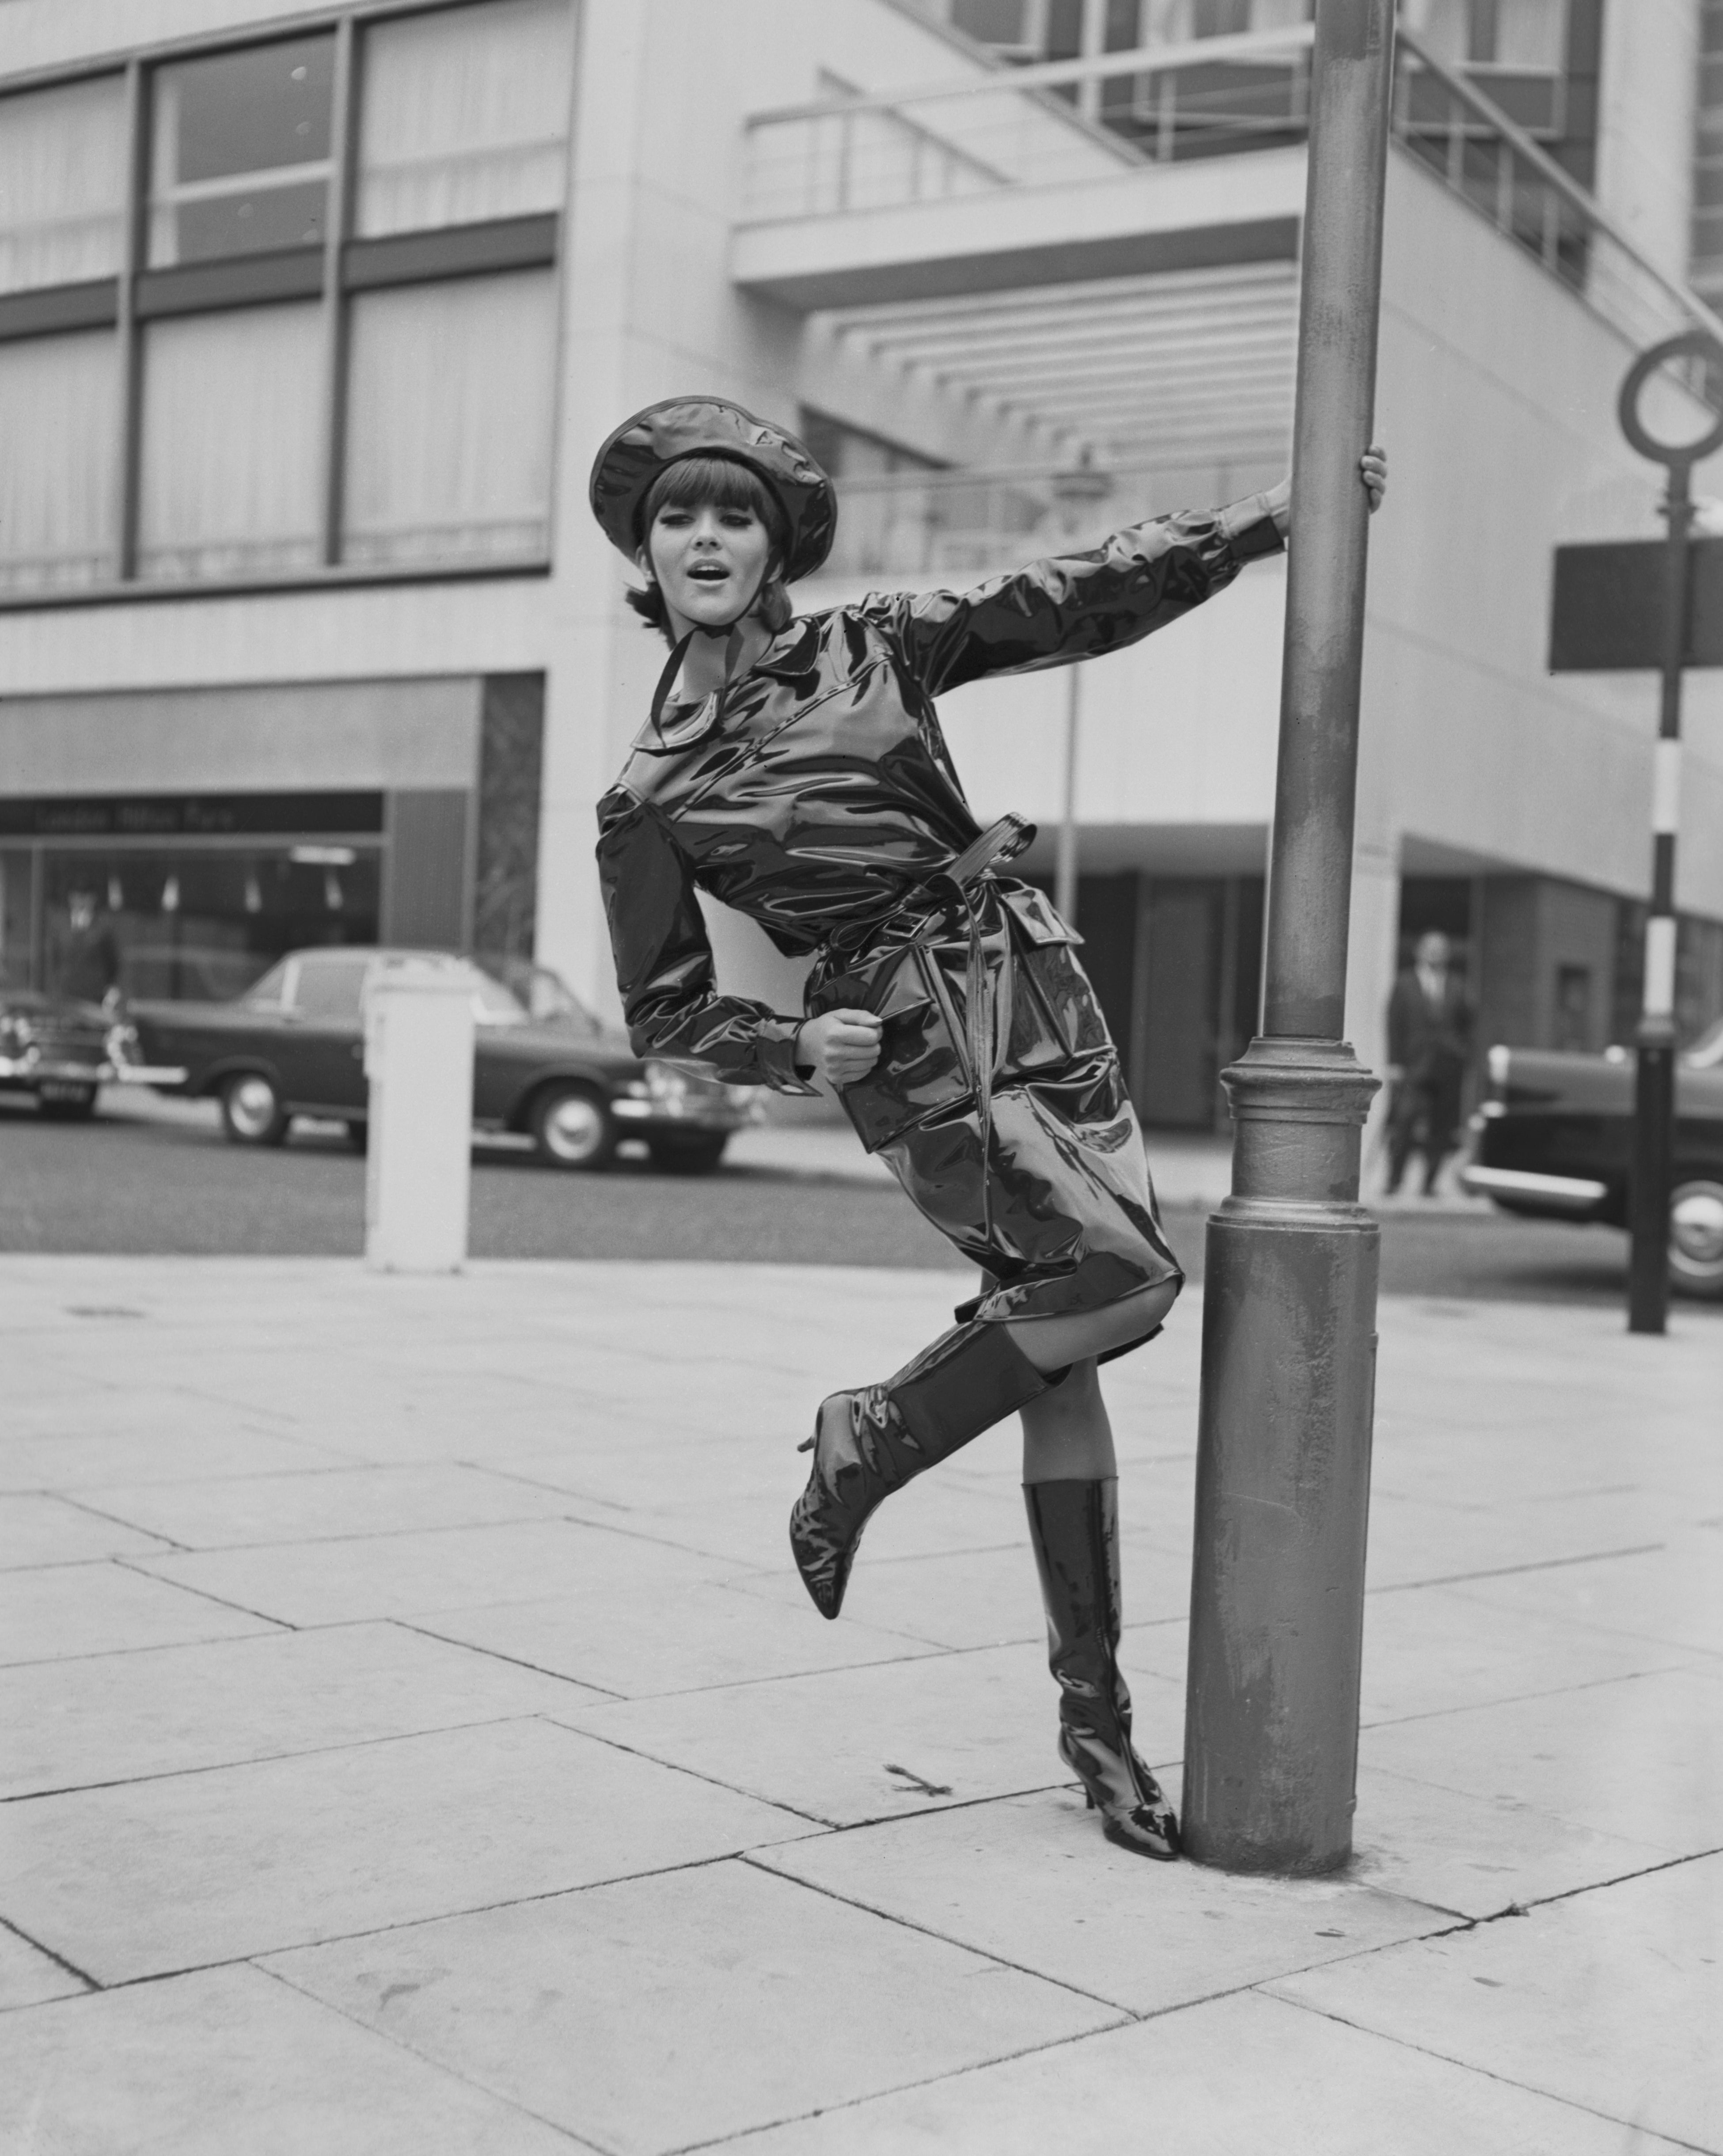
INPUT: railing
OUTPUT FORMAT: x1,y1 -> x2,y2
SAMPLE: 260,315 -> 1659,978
1391,27 -> 1723,355
743,26 -> 1316,221
812,450 -> 1287,583
742,23 -> 1723,356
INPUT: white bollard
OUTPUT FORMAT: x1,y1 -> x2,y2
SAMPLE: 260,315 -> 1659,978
363,957 -> 475,1274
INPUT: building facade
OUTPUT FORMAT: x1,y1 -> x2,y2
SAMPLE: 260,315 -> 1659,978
1,0 -> 1720,1126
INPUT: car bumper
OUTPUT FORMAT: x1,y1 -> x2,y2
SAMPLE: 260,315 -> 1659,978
1459,1165 -> 1610,1215
0,1055 -> 110,1087
611,1092 -> 763,1134
109,1062 -> 190,1086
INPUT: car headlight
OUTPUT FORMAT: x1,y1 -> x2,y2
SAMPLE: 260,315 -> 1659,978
644,1060 -> 691,1102
0,1014 -> 33,1051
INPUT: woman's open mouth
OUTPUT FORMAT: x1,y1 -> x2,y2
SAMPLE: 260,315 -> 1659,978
688,563 -> 731,585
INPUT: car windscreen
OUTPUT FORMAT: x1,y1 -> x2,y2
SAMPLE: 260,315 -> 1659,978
243,960 -> 291,1008
294,953 -> 372,1022
464,964 -> 531,1025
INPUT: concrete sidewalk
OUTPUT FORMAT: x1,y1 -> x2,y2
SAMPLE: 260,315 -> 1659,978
1,1257 -> 1717,2153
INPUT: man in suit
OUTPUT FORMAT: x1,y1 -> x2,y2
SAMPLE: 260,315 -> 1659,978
1385,930 -> 1473,1196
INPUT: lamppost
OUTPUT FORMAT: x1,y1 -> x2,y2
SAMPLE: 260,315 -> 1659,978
1614,333 -> 1723,1335
1182,0 -> 1393,1874
1050,450 -> 1113,928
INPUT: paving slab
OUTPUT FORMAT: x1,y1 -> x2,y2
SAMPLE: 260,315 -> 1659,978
720,1985 -> 1691,2155
1445,1535 -> 1723,1659
1361,1484 -> 1678,1589
0,1560 -> 280,1667
0,1965 -> 586,2153
0,1621 -> 599,1799
410,1578 -> 937,1697
1358,1663 -> 1723,1861
267,1856 -> 1117,2156
0,1425 -> 345,1490
1272,1852 -> 1723,2152
555,1474 -> 1036,1572
2,1717 -> 811,1984
1347,1764 -> 1682,1920
550,1641 -> 1180,1827
0,1492 -> 175,1570
75,1462 -> 581,1550
134,1515 -> 738,1628
0,1921 -> 89,2011
753,1791 -> 1451,2014
726,1531 -> 1188,1653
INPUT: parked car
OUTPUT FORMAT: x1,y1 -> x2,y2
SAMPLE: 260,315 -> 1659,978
128,947 -> 761,1172
1461,1018 -> 1723,1298
0,979 -> 182,1118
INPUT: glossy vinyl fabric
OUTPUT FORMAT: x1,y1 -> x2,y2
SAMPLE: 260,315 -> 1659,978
596,498 -> 1284,1324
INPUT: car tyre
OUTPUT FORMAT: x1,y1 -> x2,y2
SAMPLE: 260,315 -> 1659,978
220,1070 -> 289,1147
37,1086 -> 98,1120
1669,1177 -> 1723,1299
345,1120 -> 369,1153
530,1083 -> 616,1170
647,1131 -> 729,1175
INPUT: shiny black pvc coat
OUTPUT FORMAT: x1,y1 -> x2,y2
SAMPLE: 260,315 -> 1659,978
596,500 -> 1284,1323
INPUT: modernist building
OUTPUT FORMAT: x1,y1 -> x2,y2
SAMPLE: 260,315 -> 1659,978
1,0 -> 1720,1127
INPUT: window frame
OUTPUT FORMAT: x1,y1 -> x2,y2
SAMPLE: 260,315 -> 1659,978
0,0 -> 572,609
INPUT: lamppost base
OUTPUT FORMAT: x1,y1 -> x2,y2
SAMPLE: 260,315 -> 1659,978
1183,1036 -> 1381,1875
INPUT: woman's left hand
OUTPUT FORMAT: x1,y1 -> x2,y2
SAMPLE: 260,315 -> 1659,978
1264,445 -> 1388,538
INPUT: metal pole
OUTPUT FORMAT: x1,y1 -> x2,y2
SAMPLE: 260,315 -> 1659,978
1183,0 -> 1392,1875
1055,667 -> 1081,930
1626,463 -> 1689,1334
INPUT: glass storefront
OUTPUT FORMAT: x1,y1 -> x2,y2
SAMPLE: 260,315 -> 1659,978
0,792 -> 383,1002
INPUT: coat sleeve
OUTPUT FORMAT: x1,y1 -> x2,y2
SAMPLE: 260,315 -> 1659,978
595,786 -> 819,1093
865,494 -> 1284,698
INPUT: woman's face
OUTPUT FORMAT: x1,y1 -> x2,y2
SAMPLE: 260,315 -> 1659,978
643,501 -> 773,632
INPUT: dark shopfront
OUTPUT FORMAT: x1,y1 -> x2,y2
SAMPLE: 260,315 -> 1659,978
1046,870 -> 1267,1131
0,672 -> 546,1004
1,782 -> 509,1002
1,792 -> 387,1002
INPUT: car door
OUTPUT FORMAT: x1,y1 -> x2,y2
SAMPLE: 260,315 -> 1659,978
277,951 -> 372,1111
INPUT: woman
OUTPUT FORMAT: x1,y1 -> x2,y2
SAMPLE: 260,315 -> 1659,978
591,399 -> 1385,1859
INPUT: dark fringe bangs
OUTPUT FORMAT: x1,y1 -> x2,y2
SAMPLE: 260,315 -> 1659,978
637,454 -> 789,552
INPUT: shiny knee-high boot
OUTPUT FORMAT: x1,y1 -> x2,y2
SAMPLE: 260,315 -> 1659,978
1024,1477 -> 1180,1860
790,1320 -> 1052,1621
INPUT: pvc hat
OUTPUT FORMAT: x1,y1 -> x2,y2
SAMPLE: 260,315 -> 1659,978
588,396 -> 837,583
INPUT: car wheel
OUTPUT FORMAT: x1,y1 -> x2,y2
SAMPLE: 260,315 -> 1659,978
647,1131 -> 729,1175
345,1120 -> 368,1154
1669,1178 -> 1723,1299
37,1085 -> 98,1120
530,1084 -> 616,1170
220,1071 -> 289,1147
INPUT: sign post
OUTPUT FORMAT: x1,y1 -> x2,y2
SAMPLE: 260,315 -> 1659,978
1615,335 -> 1723,1333
1550,331 -> 1723,1335
1182,0 -> 1393,1875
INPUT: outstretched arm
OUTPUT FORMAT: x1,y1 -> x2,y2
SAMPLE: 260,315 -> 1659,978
872,447 -> 1388,700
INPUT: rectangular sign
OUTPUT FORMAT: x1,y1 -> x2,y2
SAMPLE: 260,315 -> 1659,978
0,791 -> 386,841
1549,535 -> 1723,672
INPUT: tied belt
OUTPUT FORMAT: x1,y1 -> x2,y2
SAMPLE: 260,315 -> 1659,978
829,812 -> 1035,1227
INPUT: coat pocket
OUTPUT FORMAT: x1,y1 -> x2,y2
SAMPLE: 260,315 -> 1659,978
814,942 -> 975,1153
998,884 -> 1109,1065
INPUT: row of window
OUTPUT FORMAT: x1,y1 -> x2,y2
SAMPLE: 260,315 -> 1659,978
0,0 -> 573,594
1,270 -> 555,590
0,0 -> 574,292
941,0 -> 1565,72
